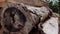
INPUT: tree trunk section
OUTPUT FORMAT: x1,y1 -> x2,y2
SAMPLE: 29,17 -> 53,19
0,2 -> 55,34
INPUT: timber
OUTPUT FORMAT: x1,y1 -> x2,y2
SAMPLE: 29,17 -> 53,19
0,0 -> 59,34
0,2 -> 53,34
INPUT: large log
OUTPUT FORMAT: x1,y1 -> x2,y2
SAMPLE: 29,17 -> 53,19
1,2 -> 39,34
1,2 -> 52,34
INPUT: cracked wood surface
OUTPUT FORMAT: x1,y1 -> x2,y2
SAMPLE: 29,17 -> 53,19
0,2 -> 59,34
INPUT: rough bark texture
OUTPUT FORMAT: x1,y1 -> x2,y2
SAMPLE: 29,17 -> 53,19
1,2 -> 39,34
0,2 -> 59,34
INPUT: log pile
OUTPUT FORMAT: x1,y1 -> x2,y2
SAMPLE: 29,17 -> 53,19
0,2 -> 59,34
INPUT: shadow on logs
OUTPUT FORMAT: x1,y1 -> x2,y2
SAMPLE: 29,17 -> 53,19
0,7 -> 2,29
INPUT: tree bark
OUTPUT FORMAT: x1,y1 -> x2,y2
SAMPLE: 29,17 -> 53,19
0,2 -> 54,34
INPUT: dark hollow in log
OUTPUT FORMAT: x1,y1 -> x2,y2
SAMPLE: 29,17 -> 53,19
1,2 -> 35,34
3,7 -> 27,32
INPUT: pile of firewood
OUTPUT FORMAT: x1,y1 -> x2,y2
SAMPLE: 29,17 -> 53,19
0,2 -> 59,34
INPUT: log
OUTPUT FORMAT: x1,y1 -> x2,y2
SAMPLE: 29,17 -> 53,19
1,2 -> 39,34
1,2 -> 52,34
